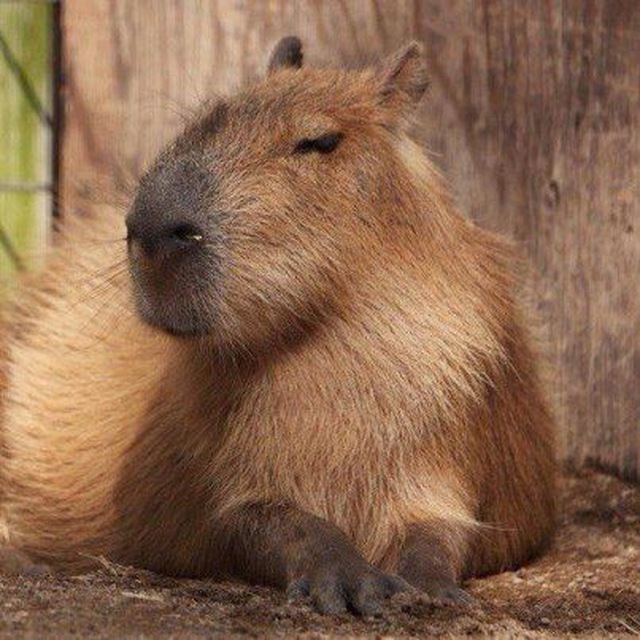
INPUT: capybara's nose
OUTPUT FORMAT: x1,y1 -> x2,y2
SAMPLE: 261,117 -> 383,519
126,217 -> 204,259
126,156 -> 214,261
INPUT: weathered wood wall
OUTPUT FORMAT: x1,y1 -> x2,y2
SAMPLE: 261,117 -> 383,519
60,1 -> 639,481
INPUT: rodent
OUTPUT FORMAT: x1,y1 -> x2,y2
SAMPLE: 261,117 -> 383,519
0,37 -> 555,615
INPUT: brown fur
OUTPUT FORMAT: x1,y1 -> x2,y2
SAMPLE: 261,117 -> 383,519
0,40 -> 555,612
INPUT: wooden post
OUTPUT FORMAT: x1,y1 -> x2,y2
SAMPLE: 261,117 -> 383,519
60,0 -> 639,480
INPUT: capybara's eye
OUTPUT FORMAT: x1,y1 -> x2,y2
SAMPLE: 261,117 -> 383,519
294,132 -> 343,155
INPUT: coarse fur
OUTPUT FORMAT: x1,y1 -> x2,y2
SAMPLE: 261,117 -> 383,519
0,39 -> 555,612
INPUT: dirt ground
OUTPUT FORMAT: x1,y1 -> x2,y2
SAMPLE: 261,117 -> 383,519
0,469 -> 637,639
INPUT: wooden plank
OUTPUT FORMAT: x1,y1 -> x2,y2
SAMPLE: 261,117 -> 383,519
60,0 -> 639,480
413,0 -> 640,480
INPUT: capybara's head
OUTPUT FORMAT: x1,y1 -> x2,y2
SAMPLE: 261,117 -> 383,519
126,36 -> 429,351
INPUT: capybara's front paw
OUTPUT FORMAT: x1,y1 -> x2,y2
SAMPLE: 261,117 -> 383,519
287,559 -> 411,616
426,581 -> 474,605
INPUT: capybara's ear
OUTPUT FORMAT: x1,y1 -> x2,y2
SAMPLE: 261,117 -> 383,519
267,36 -> 304,73
376,41 -> 429,106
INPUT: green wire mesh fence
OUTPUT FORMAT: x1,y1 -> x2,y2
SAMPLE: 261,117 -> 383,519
0,0 -> 58,295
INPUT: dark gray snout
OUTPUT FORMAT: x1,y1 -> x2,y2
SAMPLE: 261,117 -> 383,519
126,157 -> 214,261
127,218 -> 204,259
125,155 -> 221,336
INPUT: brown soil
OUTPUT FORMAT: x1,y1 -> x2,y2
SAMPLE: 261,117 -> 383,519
1,469 -> 638,639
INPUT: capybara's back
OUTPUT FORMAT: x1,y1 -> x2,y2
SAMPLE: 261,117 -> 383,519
1,38 -> 555,614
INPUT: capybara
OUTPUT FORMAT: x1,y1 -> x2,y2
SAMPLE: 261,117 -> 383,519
0,37 -> 555,615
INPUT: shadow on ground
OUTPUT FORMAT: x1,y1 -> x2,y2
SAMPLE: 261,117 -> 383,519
0,470 -> 638,639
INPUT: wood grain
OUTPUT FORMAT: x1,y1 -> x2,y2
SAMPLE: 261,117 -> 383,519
60,0 -> 639,480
